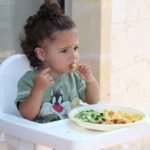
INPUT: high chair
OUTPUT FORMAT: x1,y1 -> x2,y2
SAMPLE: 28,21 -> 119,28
0,54 -> 54,150
0,54 -> 150,150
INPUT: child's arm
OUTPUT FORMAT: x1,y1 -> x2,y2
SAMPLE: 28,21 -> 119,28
18,68 -> 54,120
76,64 -> 100,104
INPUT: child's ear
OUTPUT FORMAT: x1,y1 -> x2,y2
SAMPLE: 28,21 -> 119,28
34,47 -> 46,62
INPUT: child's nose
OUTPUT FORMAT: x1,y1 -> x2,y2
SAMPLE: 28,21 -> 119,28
69,51 -> 77,60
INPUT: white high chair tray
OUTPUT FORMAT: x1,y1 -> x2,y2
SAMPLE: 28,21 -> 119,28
0,111 -> 150,150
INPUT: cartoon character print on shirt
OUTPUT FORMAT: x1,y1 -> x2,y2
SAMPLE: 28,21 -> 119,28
39,89 -> 72,119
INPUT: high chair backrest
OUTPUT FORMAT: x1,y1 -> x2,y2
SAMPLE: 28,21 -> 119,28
0,54 -> 31,115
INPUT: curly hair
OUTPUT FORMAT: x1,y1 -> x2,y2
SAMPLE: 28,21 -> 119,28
21,0 -> 76,68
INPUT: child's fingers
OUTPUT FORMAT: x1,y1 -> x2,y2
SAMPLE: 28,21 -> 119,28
39,68 -> 54,83
48,78 -> 54,84
77,64 -> 90,75
77,64 -> 84,72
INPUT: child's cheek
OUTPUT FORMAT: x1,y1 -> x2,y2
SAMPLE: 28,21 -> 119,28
55,60 -> 66,68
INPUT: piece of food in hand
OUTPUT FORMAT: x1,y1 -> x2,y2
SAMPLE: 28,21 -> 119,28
72,63 -> 77,70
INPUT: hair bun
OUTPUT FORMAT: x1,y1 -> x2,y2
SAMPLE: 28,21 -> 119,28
37,0 -> 63,19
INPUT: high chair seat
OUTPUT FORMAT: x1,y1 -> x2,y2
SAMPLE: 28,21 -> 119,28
0,54 -> 150,150
0,54 -> 31,115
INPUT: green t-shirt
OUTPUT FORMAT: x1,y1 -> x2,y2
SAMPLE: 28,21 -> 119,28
16,70 -> 86,123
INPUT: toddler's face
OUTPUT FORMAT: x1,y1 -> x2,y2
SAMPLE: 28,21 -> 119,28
44,28 -> 79,75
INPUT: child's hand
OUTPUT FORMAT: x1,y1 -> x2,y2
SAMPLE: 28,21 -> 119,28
76,64 -> 96,84
34,68 -> 54,91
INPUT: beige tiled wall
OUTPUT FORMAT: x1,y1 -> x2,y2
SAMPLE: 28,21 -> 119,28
110,0 -> 150,112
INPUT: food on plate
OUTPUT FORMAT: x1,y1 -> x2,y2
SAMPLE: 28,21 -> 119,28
75,109 -> 144,124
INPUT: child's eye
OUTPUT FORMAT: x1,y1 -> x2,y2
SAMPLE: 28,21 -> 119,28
74,46 -> 79,51
60,49 -> 68,53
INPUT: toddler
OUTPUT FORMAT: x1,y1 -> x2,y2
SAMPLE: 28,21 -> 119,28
16,0 -> 100,123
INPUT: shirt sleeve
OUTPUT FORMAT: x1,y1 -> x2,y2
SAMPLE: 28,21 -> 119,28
15,71 -> 34,104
